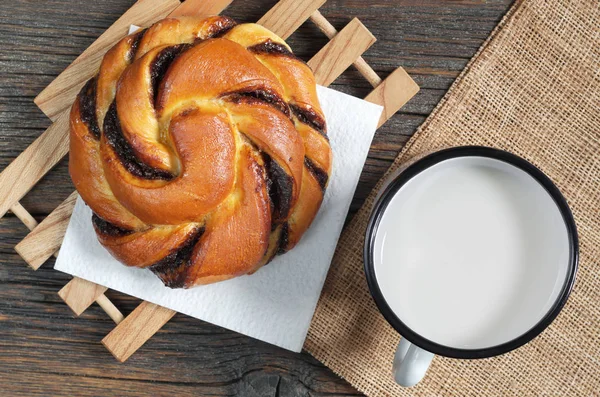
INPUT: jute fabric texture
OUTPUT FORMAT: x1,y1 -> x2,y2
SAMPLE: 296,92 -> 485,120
305,0 -> 600,395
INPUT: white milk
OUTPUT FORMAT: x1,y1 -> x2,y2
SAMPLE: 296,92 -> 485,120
373,157 -> 570,349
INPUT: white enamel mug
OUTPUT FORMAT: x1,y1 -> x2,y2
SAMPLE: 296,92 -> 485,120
364,147 -> 578,387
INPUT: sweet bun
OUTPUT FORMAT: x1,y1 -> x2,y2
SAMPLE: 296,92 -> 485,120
69,16 -> 332,288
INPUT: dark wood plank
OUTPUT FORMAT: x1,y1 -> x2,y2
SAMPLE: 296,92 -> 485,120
0,0 -> 512,395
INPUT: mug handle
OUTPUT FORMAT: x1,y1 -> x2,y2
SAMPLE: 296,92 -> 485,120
392,338 -> 434,387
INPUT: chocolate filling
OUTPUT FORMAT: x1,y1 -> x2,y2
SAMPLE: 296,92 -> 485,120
204,16 -> 237,38
140,20 -> 238,111
262,153 -> 294,224
289,103 -> 328,139
78,77 -> 101,140
128,28 -> 147,61
304,157 -> 328,192
248,39 -> 299,60
148,227 -> 205,288
277,222 -> 290,255
224,88 -> 291,119
149,44 -> 191,107
103,101 -> 174,180
92,213 -> 134,237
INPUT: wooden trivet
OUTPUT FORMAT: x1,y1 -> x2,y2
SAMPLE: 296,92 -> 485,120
1,0 -> 419,362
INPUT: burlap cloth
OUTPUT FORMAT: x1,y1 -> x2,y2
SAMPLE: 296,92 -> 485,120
305,0 -> 600,395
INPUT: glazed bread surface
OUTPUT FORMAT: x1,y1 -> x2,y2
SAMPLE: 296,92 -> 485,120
69,16 -> 332,288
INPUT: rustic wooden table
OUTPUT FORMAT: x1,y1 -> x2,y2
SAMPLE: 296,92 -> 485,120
0,1 -> 513,395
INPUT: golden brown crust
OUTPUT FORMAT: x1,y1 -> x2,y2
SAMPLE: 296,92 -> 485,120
69,16 -> 332,288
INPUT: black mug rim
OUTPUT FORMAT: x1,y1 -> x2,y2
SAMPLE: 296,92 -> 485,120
363,146 -> 579,359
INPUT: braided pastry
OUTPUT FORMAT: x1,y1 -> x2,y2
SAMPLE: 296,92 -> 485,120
69,16 -> 332,288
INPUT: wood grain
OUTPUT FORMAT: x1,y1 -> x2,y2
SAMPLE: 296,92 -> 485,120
13,191 -> 124,326
34,0 -> 180,121
0,111 -> 70,219
96,294 -> 125,324
308,18 -> 377,87
102,301 -> 177,362
365,67 -> 421,128
258,0 -> 327,39
0,0 -> 514,395
309,10 -> 382,87
15,191 -> 77,270
58,277 -> 108,316
10,202 -> 38,232
168,0 -> 234,18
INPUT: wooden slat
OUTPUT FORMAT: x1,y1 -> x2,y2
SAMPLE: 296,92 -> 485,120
34,0 -> 181,121
96,294 -> 125,324
0,111 -> 70,219
258,0 -> 326,39
15,192 -> 77,270
12,193 -> 122,323
10,202 -> 38,231
58,278 -> 108,316
309,10 -> 382,88
307,18 -> 376,87
168,0 -> 233,17
364,67 -> 420,127
102,302 -> 176,362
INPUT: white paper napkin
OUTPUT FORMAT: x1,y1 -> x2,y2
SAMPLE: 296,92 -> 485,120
55,61 -> 382,352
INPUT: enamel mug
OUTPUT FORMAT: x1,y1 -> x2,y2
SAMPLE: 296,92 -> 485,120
364,147 -> 578,387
